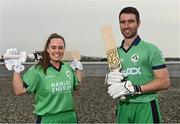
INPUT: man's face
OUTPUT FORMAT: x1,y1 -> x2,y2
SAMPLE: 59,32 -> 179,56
47,38 -> 65,63
119,13 -> 140,39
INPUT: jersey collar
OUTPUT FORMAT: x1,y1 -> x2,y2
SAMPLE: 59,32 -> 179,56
120,35 -> 141,52
48,61 -> 64,72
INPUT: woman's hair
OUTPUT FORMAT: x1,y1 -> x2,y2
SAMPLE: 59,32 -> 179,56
36,33 -> 65,74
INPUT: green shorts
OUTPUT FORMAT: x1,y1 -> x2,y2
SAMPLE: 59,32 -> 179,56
116,98 -> 162,123
37,110 -> 78,124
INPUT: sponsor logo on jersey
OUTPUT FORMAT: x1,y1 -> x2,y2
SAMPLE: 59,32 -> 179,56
51,81 -> 72,93
122,67 -> 142,77
131,54 -> 139,63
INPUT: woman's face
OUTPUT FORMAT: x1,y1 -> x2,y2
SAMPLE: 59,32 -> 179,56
47,38 -> 65,63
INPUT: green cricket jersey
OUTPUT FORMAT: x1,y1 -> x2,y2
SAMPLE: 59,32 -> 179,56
23,62 -> 79,116
118,36 -> 166,102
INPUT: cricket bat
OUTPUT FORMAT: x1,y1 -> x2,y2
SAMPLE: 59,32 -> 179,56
1,50 -> 81,61
63,50 -> 82,83
101,25 -> 121,71
101,24 -> 125,100
1,50 -> 82,82
63,50 -> 82,82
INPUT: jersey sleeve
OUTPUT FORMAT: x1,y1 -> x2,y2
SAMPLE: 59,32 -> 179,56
23,66 -> 40,93
67,63 -> 79,90
148,44 -> 166,70
73,70 -> 79,90
71,68 -> 79,90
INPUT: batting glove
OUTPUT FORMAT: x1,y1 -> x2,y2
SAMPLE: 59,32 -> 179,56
4,48 -> 25,73
108,80 -> 141,99
70,59 -> 83,70
105,70 -> 124,85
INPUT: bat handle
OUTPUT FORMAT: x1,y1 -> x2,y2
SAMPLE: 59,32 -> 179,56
27,54 -> 35,59
118,69 -> 126,101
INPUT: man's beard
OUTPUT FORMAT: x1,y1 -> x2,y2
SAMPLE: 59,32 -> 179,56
121,30 -> 137,39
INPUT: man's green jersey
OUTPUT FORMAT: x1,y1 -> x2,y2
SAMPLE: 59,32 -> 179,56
23,62 -> 79,116
118,36 -> 166,102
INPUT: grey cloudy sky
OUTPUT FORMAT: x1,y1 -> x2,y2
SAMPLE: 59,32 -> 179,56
0,0 -> 180,57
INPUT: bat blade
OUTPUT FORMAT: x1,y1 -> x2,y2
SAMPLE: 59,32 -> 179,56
101,25 -> 121,71
62,50 -> 81,61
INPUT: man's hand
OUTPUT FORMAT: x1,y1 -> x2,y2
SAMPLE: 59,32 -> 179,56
105,70 -> 124,85
108,80 -> 141,99
70,59 -> 83,70
4,48 -> 25,73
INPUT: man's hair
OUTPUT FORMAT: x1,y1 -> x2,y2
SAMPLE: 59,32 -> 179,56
36,33 -> 65,74
119,7 -> 140,22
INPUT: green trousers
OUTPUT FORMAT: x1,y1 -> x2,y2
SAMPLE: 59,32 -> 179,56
37,111 -> 77,124
116,98 -> 162,123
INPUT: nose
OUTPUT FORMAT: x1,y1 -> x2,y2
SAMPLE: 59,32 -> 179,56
124,22 -> 130,28
55,48 -> 60,52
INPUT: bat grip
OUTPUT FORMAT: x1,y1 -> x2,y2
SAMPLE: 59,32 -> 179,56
27,54 -> 35,59
112,68 -> 126,100
119,69 -> 126,101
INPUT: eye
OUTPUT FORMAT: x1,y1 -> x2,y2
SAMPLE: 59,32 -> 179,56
120,20 -> 125,24
120,19 -> 136,25
58,46 -> 64,50
128,19 -> 135,24
51,46 -> 56,50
